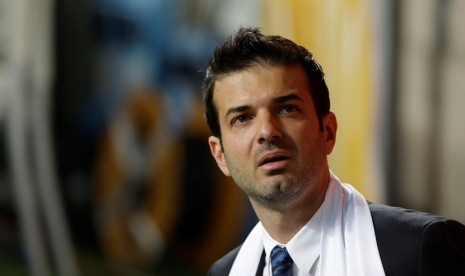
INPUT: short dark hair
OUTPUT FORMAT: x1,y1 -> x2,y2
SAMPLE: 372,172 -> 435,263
201,27 -> 330,138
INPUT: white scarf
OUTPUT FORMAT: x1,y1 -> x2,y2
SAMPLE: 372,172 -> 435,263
229,172 -> 385,275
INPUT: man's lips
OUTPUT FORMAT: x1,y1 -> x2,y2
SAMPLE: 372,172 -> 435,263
258,151 -> 292,170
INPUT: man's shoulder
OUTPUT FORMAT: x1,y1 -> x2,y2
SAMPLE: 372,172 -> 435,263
207,245 -> 241,276
368,202 -> 456,254
369,202 -> 465,275
368,202 -> 448,228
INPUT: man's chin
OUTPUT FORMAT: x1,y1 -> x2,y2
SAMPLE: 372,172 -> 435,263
249,182 -> 298,206
251,193 -> 297,210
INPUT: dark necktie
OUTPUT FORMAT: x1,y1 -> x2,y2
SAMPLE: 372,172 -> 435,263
270,246 -> 293,276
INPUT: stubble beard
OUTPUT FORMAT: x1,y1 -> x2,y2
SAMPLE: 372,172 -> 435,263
224,139 -> 327,209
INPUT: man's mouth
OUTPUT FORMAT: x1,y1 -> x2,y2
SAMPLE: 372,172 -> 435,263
260,155 -> 288,165
258,152 -> 291,170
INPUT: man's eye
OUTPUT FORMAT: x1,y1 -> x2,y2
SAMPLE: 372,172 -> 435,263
231,114 -> 251,125
279,105 -> 298,114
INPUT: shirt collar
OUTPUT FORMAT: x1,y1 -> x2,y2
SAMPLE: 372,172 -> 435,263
262,205 -> 323,274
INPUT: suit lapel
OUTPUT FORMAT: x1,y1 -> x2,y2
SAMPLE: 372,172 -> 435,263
255,249 -> 266,275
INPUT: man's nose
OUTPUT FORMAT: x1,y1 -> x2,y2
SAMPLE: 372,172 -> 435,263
257,113 -> 283,144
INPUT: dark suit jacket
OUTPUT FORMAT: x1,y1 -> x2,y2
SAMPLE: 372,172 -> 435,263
208,203 -> 465,276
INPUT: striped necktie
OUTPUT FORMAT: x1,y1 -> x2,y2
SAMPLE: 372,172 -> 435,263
270,246 -> 293,276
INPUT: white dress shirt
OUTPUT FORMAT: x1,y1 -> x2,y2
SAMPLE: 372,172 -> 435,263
262,206 -> 323,276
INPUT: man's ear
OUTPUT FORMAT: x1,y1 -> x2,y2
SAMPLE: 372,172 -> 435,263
323,112 -> 337,155
208,136 -> 231,176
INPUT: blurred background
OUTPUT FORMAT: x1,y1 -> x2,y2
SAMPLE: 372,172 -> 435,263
0,0 -> 464,275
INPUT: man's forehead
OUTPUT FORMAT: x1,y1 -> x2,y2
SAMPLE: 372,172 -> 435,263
213,64 -> 310,102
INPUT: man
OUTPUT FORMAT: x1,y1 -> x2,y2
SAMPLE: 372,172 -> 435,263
201,27 -> 465,275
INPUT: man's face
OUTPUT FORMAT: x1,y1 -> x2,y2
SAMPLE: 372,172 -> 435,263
208,63 -> 337,209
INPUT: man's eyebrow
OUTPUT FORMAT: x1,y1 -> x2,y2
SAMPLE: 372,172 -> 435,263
225,105 -> 251,119
272,93 -> 303,103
